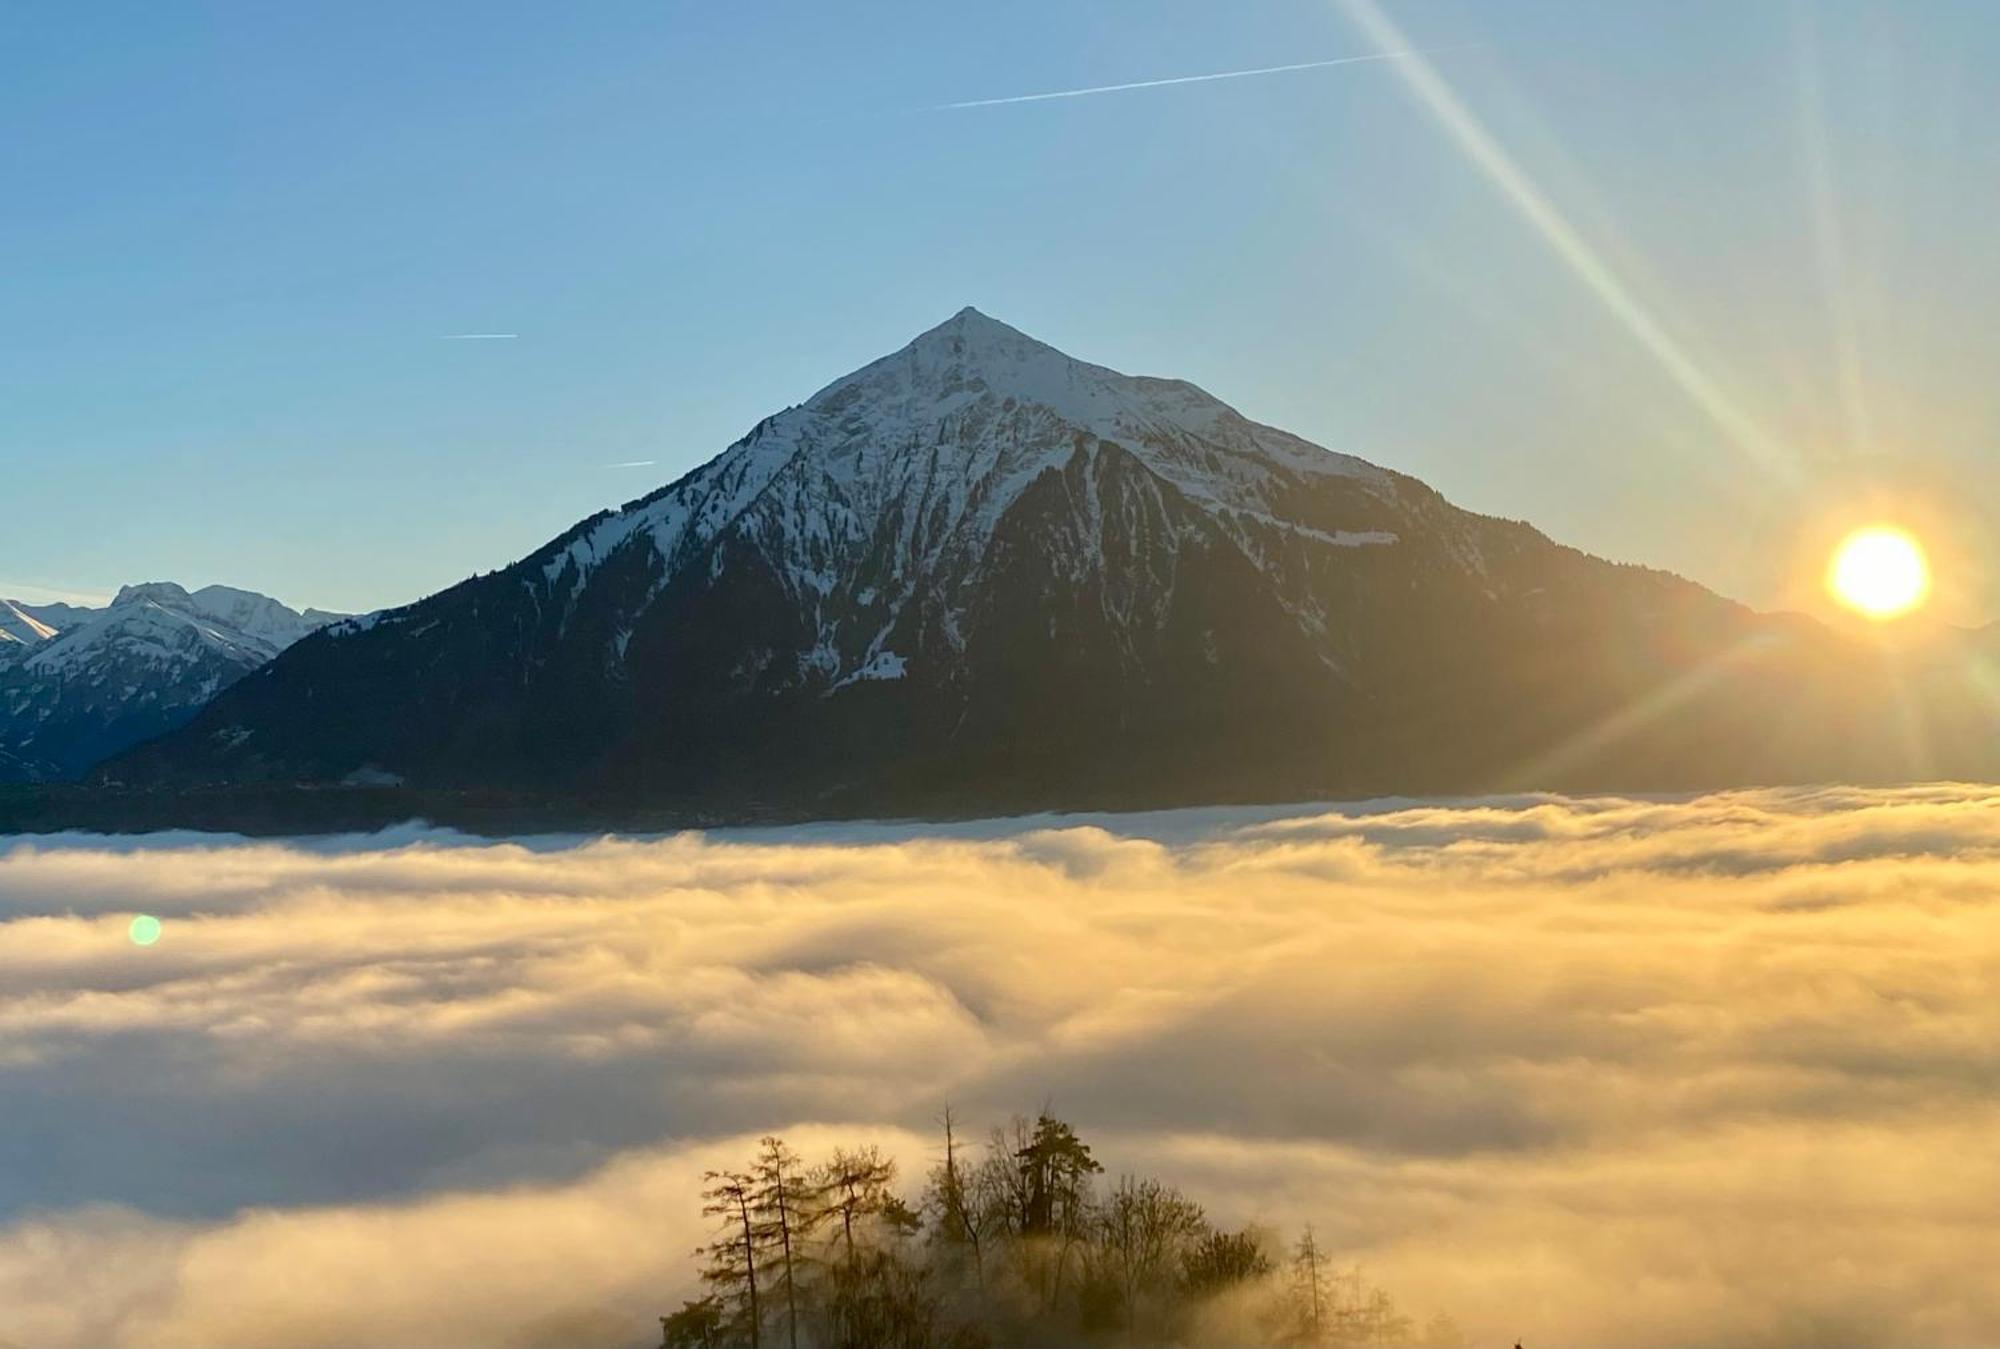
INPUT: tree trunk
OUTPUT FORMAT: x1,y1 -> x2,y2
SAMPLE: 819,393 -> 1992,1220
739,1196 -> 761,1349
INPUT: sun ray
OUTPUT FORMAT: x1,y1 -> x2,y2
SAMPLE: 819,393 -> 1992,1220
1791,0 -> 1876,460
1496,631 -> 1783,790
1333,0 -> 1798,482
1884,662 -> 1939,785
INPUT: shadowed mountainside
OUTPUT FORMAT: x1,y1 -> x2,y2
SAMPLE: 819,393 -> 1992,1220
81,311 -> 2000,824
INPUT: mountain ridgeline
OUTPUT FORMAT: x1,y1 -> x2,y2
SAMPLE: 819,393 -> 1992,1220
0,584 -> 345,784
100,310 -> 1990,816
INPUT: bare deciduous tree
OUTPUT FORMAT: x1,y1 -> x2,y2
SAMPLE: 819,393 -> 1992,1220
1093,1174 -> 1207,1335
1182,1225 -> 1274,1297
923,1106 -> 986,1294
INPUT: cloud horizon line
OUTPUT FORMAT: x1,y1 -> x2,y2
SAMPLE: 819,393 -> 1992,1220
0,581 -> 114,607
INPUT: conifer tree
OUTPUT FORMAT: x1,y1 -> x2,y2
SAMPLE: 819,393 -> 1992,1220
1292,1224 -> 1332,1344
1013,1111 -> 1100,1239
660,1295 -> 724,1349
1010,1110 -> 1102,1311
698,1171 -> 762,1349
751,1136 -> 817,1349
818,1144 -> 900,1270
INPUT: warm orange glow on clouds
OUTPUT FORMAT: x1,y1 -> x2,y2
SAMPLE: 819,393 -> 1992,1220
3,789 -> 2000,1345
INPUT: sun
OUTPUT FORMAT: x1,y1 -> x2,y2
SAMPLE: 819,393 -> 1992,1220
1827,525 -> 1930,620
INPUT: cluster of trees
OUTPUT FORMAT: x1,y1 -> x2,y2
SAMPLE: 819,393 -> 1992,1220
662,1109 -> 1464,1349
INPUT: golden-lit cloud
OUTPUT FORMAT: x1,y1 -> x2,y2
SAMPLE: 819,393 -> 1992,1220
3,787 -> 2000,1345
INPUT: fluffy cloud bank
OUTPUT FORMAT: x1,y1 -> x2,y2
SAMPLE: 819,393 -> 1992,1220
3,785 -> 2000,1346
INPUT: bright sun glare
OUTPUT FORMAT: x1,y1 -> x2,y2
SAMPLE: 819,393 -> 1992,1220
1827,526 -> 1931,620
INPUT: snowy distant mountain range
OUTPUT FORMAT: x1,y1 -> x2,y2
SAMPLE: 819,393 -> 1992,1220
0,584 -> 344,782
0,599 -> 87,650
99,307 -> 1990,817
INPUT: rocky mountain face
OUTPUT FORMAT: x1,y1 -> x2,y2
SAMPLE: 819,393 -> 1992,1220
101,310 -> 1987,815
0,584 -> 343,782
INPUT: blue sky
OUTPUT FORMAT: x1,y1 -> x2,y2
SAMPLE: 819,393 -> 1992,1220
6,1 -> 1998,622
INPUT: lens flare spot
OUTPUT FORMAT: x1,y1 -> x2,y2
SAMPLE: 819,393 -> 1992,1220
1827,525 -> 1930,620
128,914 -> 163,947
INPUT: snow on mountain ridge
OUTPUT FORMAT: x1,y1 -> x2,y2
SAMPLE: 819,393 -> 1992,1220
35,583 -> 338,676
0,600 -> 59,651
804,307 -> 1381,493
188,584 -> 338,649
530,308 -> 1404,687
2,582 -> 349,781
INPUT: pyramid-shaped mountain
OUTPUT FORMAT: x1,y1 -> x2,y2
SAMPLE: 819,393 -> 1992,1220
104,309 -> 1971,814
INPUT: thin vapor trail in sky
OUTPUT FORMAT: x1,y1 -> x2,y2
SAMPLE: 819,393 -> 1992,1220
935,49 -> 1426,110
607,460 -> 658,469
438,333 -> 519,341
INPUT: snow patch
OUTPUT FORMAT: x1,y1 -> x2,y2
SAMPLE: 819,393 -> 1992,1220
832,650 -> 909,690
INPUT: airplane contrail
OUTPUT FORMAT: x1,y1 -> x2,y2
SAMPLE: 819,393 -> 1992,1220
607,460 -> 658,469
438,333 -> 519,341
936,49 -> 1429,110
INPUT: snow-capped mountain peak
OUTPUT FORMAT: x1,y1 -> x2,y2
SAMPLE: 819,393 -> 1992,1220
32,582 -> 328,676
190,584 -> 340,650
533,307 -> 1403,697
1,582 -> 347,781
802,305 -> 1384,502
111,581 -> 195,608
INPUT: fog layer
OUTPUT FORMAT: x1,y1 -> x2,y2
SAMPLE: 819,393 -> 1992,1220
3,785 -> 1998,1346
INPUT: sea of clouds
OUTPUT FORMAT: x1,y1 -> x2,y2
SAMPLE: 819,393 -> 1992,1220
3,784 -> 2000,1347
